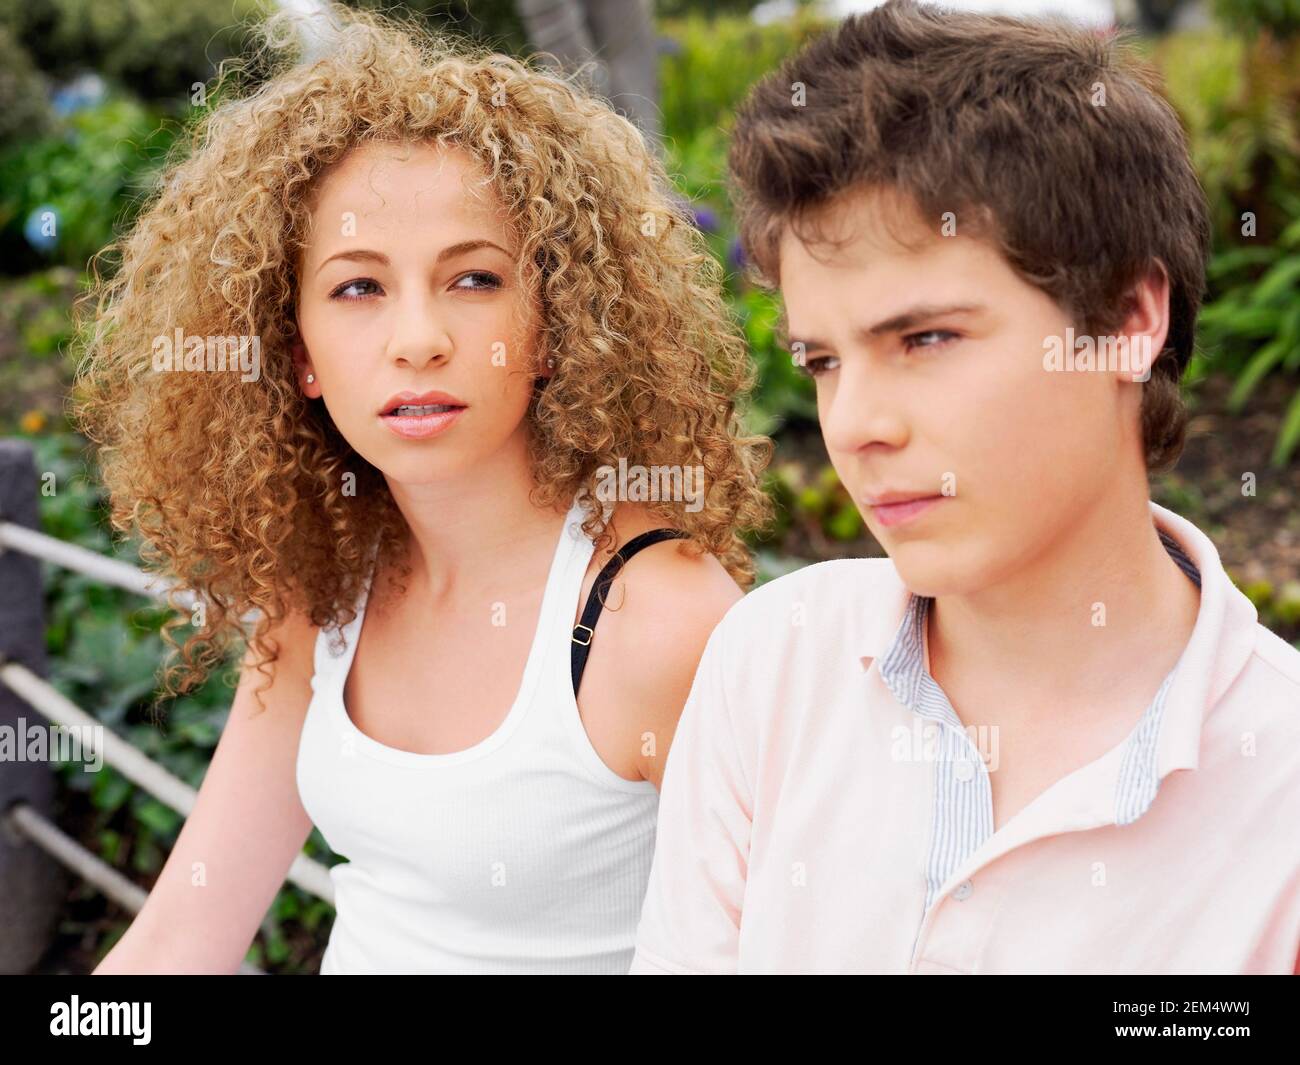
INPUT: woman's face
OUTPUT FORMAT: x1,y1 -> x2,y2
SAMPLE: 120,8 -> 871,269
293,139 -> 543,488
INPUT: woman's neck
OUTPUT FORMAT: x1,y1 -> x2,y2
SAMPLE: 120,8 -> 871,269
384,437 -> 569,604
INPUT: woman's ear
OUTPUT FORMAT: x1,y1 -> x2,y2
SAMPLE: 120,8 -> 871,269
291,338 -> 322,398
536,352 -> 556,384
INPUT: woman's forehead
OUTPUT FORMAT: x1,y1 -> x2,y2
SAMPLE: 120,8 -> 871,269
304,140 -> 510,248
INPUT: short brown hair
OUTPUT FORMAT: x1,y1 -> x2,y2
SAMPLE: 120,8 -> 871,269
727,0 -> 1211,470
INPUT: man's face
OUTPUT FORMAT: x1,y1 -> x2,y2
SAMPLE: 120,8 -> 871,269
778,186 -> 1146,597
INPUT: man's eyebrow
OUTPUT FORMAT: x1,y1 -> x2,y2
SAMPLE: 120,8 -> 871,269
783,303 -> 986,351
314,239 -> 513,277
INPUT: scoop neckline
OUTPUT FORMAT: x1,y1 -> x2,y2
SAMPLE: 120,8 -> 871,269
327,497 -> 586,768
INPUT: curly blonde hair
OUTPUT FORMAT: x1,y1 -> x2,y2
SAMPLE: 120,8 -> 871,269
71,2 -> 773,705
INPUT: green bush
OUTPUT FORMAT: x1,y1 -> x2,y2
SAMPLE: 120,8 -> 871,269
734,287 -> 817,436
1158,28 -> 1300,463
1213,0 -> 1300,36
0,25 -> 53,145
21,427 -> 339,972
1194,199 -> 1300,465
0,95 -> 177,274
342,0 -> 527,51
0,0 -> 264,103
659,10 -> 829,145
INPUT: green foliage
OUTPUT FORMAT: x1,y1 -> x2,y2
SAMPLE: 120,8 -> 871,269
1160,27 -> 1300,465
658,10 -> 829,145
734,287 -> 817,436
0,95 -> 177,274
0,0 -> 263,102
1232,574 -> 1300,630
342,0 -> 527,51
660,13 -> 827,435
17,428 -> 339,973
1195,206 -> 1300,465
1213,0 -> 1300,36
0,25 -> 53,144
14,278 -> 77,359
0,268 -> 81,433
1162,32 -> 1299,242
766,461 -> 865,545
656,0 -> 767,16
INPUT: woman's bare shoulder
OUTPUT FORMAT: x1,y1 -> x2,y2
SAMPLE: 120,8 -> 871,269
574,501 -> 745,784
594,500 -> 742,610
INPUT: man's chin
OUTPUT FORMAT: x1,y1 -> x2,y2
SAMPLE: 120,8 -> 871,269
885,540 -> 990,600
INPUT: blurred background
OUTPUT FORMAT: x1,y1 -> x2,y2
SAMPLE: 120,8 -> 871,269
0,0 -> 1296,973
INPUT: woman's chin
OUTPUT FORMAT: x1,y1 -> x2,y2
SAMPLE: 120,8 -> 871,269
378,456 -> 470,489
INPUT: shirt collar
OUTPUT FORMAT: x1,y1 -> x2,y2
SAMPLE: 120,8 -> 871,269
862,500 -> 1259,785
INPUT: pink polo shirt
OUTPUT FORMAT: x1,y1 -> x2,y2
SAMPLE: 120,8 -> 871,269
630,501 -> 1300,973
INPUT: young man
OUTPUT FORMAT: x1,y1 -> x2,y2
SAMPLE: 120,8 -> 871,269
629,0 -> 1300,974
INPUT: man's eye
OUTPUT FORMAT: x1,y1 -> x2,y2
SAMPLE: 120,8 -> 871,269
798,354 -> 839,378
455,271 -> 502,291
903,329 -> 958,351
330,279 -> 379,301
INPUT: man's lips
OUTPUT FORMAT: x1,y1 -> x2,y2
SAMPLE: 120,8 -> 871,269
863,492 -> 946,528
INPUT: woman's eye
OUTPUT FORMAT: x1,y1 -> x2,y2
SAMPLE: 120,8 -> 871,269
903,329 -> 958,352
454,271 -> 502,291
799,354 -> 839,378
327,271 -> 502,300
329,278 -> 379,301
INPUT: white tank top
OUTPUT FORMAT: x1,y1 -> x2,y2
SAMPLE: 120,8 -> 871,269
295,493 -> 660,974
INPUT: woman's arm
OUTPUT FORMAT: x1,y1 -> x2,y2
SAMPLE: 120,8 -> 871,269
93,609 -> 319,974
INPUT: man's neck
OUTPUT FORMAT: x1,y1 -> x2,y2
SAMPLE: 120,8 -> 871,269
926,489 -> 1202,728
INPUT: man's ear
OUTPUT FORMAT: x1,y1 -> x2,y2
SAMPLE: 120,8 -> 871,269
291,337 -> 322,398
1119,259 -> 1172,384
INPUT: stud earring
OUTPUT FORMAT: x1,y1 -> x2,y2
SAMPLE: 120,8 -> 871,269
306,373 -> 315,384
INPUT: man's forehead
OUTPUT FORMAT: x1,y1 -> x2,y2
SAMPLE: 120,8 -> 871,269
777,187 -> 939,263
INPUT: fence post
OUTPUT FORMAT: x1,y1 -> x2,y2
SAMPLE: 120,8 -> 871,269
0,439 -> 65,973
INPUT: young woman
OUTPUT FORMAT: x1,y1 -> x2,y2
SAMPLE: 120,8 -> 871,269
76,4 -> 771,974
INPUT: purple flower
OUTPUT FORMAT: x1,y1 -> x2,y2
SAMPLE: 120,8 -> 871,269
657,34 -> 684,57
692,206 -> 719,233
728,238 -> 747,271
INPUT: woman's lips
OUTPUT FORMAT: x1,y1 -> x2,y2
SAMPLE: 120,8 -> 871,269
869,495 -> 944,528
379,406 -> 465,440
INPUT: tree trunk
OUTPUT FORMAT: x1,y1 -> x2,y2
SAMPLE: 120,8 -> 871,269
515,0 -> 661,154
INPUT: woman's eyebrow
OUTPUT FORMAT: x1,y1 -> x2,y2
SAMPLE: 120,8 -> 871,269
314,239 -> 514,276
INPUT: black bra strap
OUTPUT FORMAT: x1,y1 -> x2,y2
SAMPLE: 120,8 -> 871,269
571,527 -> 691,697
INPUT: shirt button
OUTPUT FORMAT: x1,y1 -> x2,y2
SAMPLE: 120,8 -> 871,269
953,880 -> 974,901
954,759 -> 976,782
